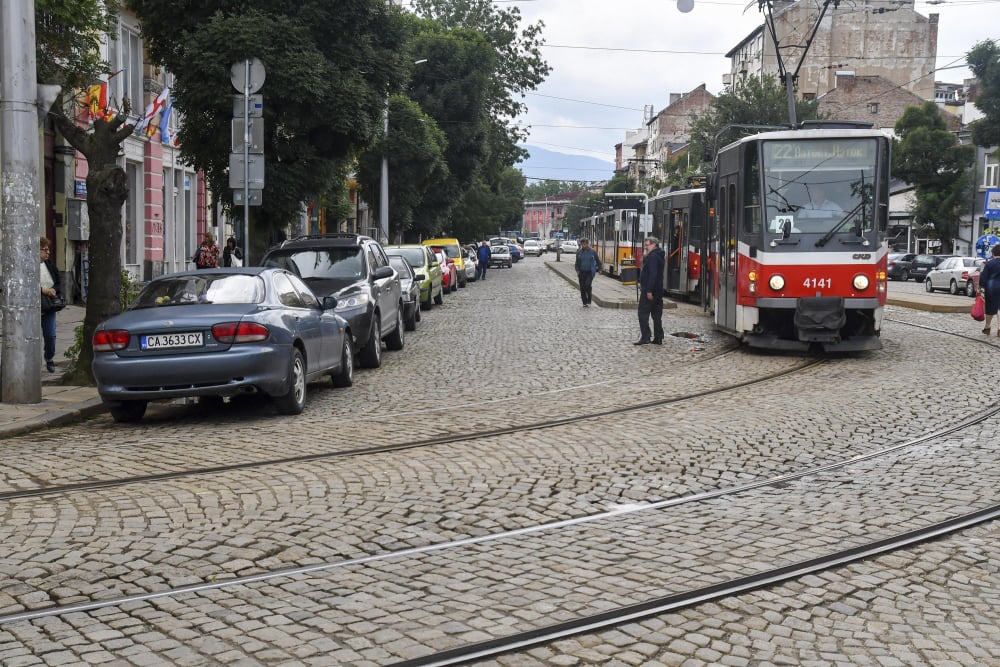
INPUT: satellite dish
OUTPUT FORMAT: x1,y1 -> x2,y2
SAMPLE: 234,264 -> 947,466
678,0 -> 694,12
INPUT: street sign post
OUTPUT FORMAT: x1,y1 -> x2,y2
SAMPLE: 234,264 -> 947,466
231,58 -> 266,261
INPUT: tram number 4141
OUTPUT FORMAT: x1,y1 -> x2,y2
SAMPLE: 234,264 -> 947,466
803,277 -> 832,289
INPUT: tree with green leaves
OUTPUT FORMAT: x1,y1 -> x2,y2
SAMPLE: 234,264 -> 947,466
408,0 -> 549,237
687,75 -> 821,164
967,40 -> 1000,149
398,22 -> 495,238
893,102 -> 975,250
448,167 -> 526,242
128,0 -> 409,257
524,180 -> 593,200
412,0 -> 549,170
35,0 -> 133,385
356,92 -> 449,238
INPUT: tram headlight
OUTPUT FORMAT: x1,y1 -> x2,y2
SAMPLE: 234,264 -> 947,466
853,274 -> 870,291
768,274 -> 785,291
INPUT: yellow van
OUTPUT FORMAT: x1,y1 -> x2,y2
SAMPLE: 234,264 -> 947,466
422,237 -> 467,288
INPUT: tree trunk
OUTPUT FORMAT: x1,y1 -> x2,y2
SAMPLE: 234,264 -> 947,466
52,111 -> 133,386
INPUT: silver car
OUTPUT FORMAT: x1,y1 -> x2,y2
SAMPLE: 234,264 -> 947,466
92,268 -> 353,423
924,256 -> 985,296
463,248 -> 478,281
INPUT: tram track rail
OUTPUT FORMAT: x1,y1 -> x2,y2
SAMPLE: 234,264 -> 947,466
390,504 -> 1000,667
2,400 -> 997,631
0,354 -> 820,503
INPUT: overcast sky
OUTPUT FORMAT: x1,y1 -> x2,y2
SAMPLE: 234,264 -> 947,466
506,0 -> 998,182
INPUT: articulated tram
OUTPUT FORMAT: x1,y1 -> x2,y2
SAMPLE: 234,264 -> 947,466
581,208 -> 643,278
649,187 -> 708,304
708,126 -> 890,351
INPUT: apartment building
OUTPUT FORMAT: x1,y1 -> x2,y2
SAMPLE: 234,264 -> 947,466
725,0 -> 937,102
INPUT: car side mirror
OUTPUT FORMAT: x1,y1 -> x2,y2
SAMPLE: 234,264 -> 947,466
373,265 -> 394,280
322,296 -> 338,310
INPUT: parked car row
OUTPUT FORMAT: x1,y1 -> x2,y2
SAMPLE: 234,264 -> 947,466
91,233 -> 483,423
923,256 -> 984,297
887,251 -> 985,297
888,253 -> 964,283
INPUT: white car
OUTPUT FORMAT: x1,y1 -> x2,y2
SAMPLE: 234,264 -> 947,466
463,248 -> 478,281
523,239 -> 544,256
489,244 -> 512,268
924,256 -> 984,296
559,239 -> 579,253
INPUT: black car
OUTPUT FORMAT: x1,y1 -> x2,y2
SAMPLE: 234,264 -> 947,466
388,254 -> 420,331
262,234 -> 403,368
908,254 -> 956,282
887,253 -> 916,281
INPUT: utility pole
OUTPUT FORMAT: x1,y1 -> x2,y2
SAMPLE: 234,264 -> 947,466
1,0 -> 43,403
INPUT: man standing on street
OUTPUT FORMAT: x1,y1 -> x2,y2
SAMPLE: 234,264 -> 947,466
477,241 -> 492,281
635,236 -> 665,345
574,238 -> 601,306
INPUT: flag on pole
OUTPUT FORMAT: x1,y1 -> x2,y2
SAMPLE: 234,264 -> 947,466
84,83 -> 105,119
158,95 -> 173,143
135,86 -> 170,136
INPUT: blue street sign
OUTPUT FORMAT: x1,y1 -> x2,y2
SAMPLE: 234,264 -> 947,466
985,188 -> 1000,218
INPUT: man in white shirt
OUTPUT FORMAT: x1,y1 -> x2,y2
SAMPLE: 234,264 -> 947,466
799,185 -> 843,218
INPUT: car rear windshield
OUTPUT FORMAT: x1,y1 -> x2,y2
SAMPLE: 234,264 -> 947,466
133,274 -> 264,308
389,256 -> 412,277
263,248 -> 365,280
388,248 -> 425,267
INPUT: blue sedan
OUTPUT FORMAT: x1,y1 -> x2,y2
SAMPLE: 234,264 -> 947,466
92,268 -> 353,422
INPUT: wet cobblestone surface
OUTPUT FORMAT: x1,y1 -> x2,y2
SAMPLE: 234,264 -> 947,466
0,259 -> 996,665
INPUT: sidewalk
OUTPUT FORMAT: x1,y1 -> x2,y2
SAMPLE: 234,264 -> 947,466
545,258 -> 677,309
0,304 -> 105,437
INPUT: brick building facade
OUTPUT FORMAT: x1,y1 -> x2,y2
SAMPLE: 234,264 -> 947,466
817,74 -> 961,133
726,1 -> 938,102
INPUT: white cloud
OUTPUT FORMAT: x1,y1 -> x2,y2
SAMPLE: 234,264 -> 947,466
509,0 -> 996,176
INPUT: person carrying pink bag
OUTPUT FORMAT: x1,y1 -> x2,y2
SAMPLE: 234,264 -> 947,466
978,244 -> 1000,335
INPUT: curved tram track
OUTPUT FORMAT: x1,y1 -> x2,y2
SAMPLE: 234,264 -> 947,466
0,351 -> 814,501
1,320 -> 996,665
1,392 -> 997,662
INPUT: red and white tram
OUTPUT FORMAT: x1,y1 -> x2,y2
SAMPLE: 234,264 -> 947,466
708,125 -> 891,351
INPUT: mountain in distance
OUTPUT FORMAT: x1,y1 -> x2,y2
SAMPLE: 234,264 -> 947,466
516,145 -> 615,185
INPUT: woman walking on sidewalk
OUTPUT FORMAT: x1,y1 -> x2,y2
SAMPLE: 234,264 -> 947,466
40,237 -> 63,372
979,244 -> 1000,335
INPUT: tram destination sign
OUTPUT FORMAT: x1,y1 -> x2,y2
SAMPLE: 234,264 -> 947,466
764,139 -> 876,169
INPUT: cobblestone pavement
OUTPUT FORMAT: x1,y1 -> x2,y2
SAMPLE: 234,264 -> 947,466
0,258 -> 997,665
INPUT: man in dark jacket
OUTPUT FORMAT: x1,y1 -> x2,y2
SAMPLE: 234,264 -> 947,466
476,241 -> 492,281
635,236 -> 666,345
573,238 -> 601,306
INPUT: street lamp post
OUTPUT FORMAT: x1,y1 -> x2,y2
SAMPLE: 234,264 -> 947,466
379,95 -> 389,244
379,58 -> 427,245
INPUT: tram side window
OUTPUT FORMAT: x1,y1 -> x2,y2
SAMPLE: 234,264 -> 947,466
727,183 -> 739,272
878,148 -> 890,232
743,144 -> 761,235
719,185 -> 728,274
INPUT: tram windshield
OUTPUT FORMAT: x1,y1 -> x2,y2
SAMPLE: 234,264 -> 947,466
761,138 -> 879,240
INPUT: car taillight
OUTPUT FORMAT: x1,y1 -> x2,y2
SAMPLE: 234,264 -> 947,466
962,271 -> 970,280
212,322 -> 269,343
93,329 -> 130,352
